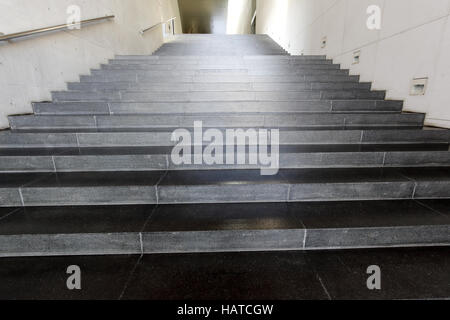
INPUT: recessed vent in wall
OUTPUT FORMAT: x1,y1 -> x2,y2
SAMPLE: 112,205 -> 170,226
353,50 -> 361,64
410,78 -> 428,96
321,36 -> 327,48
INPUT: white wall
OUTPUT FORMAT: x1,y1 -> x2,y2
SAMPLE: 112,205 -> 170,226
256,0 -> 450,129
227,0 -> 255,34
0,0 -> 181,129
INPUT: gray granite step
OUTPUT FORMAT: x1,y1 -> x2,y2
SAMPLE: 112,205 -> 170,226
109,58 -> 333,66
0,151 -> 449,173
32,100 -> 403,116
0,200 -> 448,257
0,168 -> 449,208
0,130 -> 448,149
9,113 -> 424,131
100,63 -> 341,71
89,68 -> 350,77
67,81 -> 372,92
79,74 -> 361,83
50,89 -> 386,102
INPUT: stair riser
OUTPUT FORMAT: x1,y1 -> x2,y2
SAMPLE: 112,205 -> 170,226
1,130 -> 448,148
67,82 -> 372,92
0,152 -> 448,173
90,69 -> 350,77
101,63 -> 340,72
33,101 -> 403,115
115,55 -> 327,60
155,51 -> 289,55
80,75 -> 360,83
9,114 -> 424,131
0,181 -> 448,207
111,58 -> 330,65
51,90 -> 386,102
0,226 -> 448,257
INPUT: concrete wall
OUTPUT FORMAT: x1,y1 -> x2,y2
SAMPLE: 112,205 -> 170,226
256,0 -> 450,128
0,0 -> 181,129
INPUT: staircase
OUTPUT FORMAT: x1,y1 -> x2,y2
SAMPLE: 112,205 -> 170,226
0,34 -> 449,258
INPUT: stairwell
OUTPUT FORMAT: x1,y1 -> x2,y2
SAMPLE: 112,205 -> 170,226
0,34 -> 449,263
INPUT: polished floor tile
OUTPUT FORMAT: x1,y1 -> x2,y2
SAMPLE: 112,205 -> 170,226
0,255 -> 138,300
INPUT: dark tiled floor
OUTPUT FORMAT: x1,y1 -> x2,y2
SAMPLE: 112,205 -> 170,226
0,248 -> 448,300
306,248 -> 450,300
0,255 -> 138,300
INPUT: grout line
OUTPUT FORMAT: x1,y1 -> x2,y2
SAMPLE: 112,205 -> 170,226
154,169 -> 169,206
107,102 -> 112,115
118,255 -> 143,300
412,182 -> 418,199
316,273 -> 332,300
382,152 -> 387,167
302,229 -> 308,249
360,131 -> 364,143
139,232 -> 144,257
75,133 -> 82,154
414,199 -> 449,218
75,133 -> 80,148
0,208 -> 22,222
165,155 -> 170,170
51,156 -> 57,172
18,188 -> 25,207
155,185 -> 159,205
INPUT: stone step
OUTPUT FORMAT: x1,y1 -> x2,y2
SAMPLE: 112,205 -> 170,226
1,144 -> 448,157
89,68 -> 350,77
67,81 -> 372,92
9,113 -> 424,131
0,151 -> 449,173
0,168 -> 449,207
0,130 -> 448,149
114,55 -> 328,61
80,74 -> 361,83
33,100 -> 403,116
0,200 -> 448,256
109,58 -> 333,66
154,50 -> 289,56
51,90 -> 386,102
101,63 -> 341,71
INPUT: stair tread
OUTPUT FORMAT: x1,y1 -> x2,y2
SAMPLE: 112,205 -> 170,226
0,151 -> 449,173
0,200 -> 448,236
0,144 -> 448,157
0,168 -> 449,188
